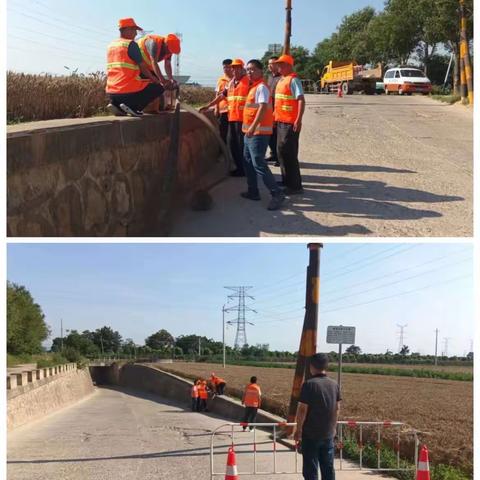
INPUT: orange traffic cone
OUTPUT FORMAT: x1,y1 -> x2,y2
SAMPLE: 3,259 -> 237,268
337,84 -> 343,98
417,445 -> 430,480
225,447 -> 238,480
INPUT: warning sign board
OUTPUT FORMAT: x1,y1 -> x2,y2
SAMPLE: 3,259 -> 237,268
327,326 -> 355,345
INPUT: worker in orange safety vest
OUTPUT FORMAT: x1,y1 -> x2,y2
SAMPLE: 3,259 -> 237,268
210,372 -> 227,395
215,59 -> 234,144
197,379 -> 209,412
273,54 -> 305,194
200,58 -> 250,177
191,379 -> 199,411
241,59 -> 285,211
241,376 -> 262,431
106,18 -> 165,117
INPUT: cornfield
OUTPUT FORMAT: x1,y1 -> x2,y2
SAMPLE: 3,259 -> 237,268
7,71 -> 215,124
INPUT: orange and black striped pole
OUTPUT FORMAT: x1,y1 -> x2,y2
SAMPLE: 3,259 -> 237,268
283,0 -> 292,55
287,243 -> 322,429
459,0 -> 473,104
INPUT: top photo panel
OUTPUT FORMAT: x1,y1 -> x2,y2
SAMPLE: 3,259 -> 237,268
6,0 -> 474,238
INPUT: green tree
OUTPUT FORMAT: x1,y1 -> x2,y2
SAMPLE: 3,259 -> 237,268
346,345 -> 362,355
92,326 -> 122,354
400,345 -> 410,356
7,282 -> 50,355
145,329 -> 174,350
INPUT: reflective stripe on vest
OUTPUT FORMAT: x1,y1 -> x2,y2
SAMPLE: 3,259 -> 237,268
227,76 -> 250,122
242,80 -> 273,135
274,73 -> 299,124
106,39 -> 149,94
137,34 -> 168,70
217,76 -> 230,114
244,383 -> 261,407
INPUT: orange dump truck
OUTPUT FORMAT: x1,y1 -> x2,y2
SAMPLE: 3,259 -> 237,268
320,61 -> 382,95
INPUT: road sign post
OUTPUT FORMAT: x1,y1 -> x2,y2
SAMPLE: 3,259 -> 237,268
327,326 -> 356,392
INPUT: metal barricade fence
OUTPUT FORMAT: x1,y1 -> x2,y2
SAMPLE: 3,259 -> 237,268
210,420 -> 419,478
210,422 -> 299,478
336,421 -> 419,474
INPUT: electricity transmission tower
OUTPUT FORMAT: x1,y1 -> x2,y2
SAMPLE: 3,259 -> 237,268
397,324 -> 407,352
174,32 -> 183,77
224,287 -> 256,349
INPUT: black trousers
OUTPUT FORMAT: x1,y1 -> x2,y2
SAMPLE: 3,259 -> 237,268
268,122 -> 278,162
108,83 -> 165,112
192,397 -> 198,411
242,406 -> 258,428
276,121 -> 303,190
219,112 -> 229,145
228,121 -> 245,174
216,382 -> 226,395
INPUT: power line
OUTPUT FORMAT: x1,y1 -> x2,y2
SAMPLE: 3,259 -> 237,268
321,273 -> 472,315
326,245 -> 418,281
321,247 -> 471,295
8,6 -> 113,41
8,34 -> 104,61
321,256 -> 471,307
11,26 -> 108,51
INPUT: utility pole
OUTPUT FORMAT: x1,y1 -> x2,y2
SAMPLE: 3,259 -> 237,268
224,287 -> 256,349
222,304 -> 226,368
397,324 -> 407,353
283,0 -> 292,55
434,328 -> 439,366
287,243 -> 323,430
459,0 -> 473,104
198,337 -> 201,356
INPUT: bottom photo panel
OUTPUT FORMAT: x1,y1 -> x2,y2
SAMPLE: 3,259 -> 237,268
6,242 -> 473,480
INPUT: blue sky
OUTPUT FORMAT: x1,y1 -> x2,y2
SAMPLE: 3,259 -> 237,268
7,243 -> 473,356
6,0 -> 386,85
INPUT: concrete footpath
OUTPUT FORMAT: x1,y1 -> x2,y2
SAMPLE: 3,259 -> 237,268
8,387 -> 396,480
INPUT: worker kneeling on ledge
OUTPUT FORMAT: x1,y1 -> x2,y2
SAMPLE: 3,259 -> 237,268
106,18 -> 165,117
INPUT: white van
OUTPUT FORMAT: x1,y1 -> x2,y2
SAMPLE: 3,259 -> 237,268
383,68 -> 432,95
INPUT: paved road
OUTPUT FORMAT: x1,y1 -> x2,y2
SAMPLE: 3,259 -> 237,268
172,94 -> 472,237
8,387 -> 397,480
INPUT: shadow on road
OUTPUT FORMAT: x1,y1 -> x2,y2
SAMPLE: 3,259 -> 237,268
300,163 -> 416,174
7,442 -> 279,464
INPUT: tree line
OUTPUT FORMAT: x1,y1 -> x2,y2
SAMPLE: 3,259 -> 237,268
262,0 -> 473,90
7,282 -> 472,365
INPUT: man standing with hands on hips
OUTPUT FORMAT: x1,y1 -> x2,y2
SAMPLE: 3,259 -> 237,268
294,353 -> 341,480
273,54 -> 305,194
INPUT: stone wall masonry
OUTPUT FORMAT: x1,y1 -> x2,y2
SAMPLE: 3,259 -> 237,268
7,113 -> 226,236
7,367 -> 94,430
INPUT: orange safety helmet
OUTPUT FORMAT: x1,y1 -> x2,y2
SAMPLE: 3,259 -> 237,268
274,54 -> 294,66
231,58 -> 245,68
166,33 -> 181,54
118,17 -> 142,30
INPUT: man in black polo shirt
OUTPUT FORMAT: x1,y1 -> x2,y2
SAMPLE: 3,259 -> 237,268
294,353 -> 341,480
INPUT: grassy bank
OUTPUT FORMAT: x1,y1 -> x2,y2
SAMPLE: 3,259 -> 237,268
7,353 -> 68,368
7,71 -> 215,123
343,437 -> 470,480
431,94 -> 462,104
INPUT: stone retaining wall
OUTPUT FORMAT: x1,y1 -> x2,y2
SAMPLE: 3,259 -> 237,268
90,363 -> 285,425
7,112 -> 225,236
7,364 -> 94,430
